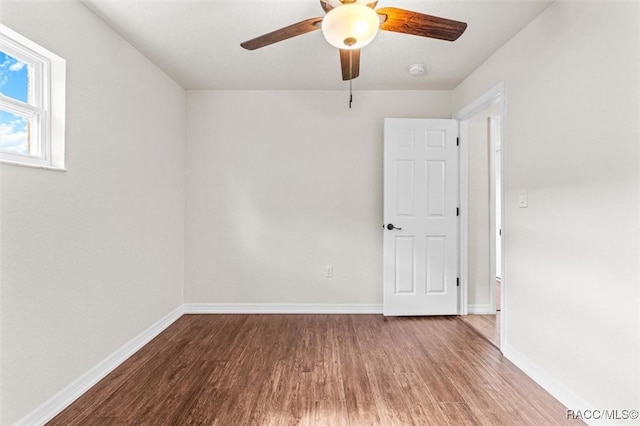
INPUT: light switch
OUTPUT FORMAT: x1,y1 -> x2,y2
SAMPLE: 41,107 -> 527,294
325,265 -> 334,278
518,190 -> 528,208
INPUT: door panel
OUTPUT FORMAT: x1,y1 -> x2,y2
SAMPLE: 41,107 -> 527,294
426,160 -> 446,216
425,236 -> 446,294
383,118 -> 459,316
395,161 -> 415,216
395,237 -> 415,294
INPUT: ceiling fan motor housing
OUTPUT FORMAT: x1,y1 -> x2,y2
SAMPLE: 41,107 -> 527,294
321,3 -> 380,49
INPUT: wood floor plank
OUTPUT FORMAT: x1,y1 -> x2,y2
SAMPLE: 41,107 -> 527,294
335,316 -> 382,425
439,402 -> 481,426
48,315 -> 583,425
460,313 -> 500,346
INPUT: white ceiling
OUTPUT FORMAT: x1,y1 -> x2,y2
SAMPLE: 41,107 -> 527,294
81,0 -> 553,90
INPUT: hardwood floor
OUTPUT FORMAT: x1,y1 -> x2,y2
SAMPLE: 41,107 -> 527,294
460,280 -> 502,346
459,313 -> 500,347
49,315 -> 579,425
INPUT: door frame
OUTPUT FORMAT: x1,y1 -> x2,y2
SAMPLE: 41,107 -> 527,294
452,83 -> 506,349
489,116 -> 502,284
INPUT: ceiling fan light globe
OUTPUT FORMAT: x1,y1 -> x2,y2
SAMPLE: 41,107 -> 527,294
321,4 -> 380,50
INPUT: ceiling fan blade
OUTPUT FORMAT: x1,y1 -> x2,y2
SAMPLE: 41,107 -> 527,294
377,7 -> 467,41
240,17 -> 323,50
339,49 -> 360,81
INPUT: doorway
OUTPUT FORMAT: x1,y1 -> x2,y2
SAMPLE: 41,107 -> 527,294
491,116 -> 502,315
453,84 -> 505,349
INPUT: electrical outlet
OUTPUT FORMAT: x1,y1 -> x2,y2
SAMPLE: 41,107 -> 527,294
325,265 -> 334,278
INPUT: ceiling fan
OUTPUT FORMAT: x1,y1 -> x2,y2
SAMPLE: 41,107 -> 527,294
240,0 -> 467,81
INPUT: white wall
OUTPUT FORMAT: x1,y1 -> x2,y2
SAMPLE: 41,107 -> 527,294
453,0 -> 640,413
4,0 -> 638,423
0,1 -> 186,424
185,90 -> 451,304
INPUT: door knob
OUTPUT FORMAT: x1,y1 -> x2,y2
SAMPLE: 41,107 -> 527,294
386,223 -> 402,231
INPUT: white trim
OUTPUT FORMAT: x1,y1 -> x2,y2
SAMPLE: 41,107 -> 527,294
49,45 -> 66,170
0,159 -> 66,171
490,117 -> 503,284
503,344 -> 608,426
457,119 -> 469,316
183,303 -> 383,314
487,116 -> 497,314
14,306 -> 184,426
452,82 -> 506,349
452,83 -> 504,121
467,304 -> 494,314
13,304 -> 381,424
499,93 -> 507,350
15,304 -> 606,426
0,24 -> 66,170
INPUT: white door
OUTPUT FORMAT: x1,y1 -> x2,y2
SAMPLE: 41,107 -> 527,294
383,118 -> 459,316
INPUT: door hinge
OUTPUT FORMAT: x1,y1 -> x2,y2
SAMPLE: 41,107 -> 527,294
456,207 -> 460,216
457,277 -> 460,287
456,137 -> 459,146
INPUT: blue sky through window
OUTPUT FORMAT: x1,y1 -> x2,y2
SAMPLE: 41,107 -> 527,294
0,51 -> 29,155
0,51 -> 29,102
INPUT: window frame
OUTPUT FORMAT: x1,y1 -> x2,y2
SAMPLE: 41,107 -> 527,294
0,25 -> 66,170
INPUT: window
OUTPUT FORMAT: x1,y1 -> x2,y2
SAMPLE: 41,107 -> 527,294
0,25 -> 66,170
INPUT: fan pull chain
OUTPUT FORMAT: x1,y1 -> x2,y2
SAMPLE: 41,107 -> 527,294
348,52 -> 353,108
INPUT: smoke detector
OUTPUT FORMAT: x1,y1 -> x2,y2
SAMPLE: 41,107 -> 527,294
408,63 -> 427,76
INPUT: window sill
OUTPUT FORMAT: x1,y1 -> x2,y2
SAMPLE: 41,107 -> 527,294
0,159 -> 66,172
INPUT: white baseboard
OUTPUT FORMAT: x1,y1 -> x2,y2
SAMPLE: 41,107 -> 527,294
503,344 -> 611,426
14,303 -> 380,424
23,305 -> 609,426
15,305 -> 184,426
467,304 -> 494,314
183,303 -> 383,314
